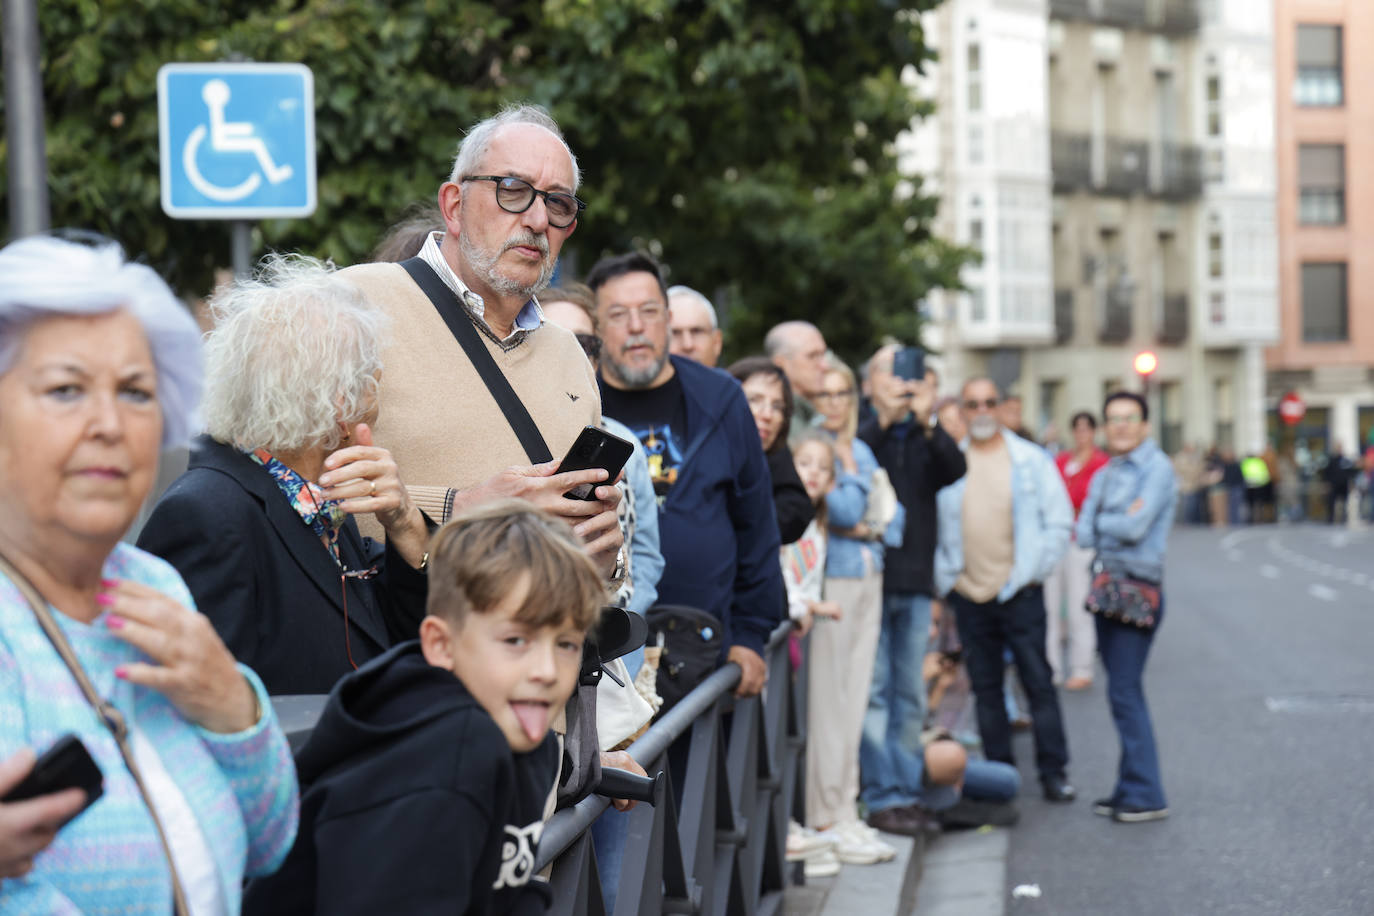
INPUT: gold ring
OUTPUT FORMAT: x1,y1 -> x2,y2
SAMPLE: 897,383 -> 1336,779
369,480 -> 376,496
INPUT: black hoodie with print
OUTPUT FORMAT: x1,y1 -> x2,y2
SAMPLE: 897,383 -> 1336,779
244,641 -> 557,915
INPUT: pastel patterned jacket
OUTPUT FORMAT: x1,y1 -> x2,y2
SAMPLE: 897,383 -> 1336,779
0,542 -> 298,915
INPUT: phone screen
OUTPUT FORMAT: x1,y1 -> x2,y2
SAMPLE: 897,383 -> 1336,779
892,347 -> 926,382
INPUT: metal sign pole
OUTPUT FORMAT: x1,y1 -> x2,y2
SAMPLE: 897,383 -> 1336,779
230,221 -> 252,279
2,0 -> 51,237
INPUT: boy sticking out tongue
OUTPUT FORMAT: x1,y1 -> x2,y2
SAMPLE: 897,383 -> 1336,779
245,499 -> 607,915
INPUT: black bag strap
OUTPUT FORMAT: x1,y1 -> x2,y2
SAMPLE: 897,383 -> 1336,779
399,257 -> 553,464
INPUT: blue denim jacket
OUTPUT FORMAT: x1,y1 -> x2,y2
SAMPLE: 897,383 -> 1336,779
934,429 -> 1073,601
825,436 -> 905,579
1076,437 -> 1177,583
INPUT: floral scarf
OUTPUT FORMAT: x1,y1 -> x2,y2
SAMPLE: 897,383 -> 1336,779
247,448 -> 349,564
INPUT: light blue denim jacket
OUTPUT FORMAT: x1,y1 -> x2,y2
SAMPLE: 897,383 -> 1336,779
825,436 -> 905,579
1076,437 -> 1177,583
934,429 -> 1073,601
603,416 -> 663,618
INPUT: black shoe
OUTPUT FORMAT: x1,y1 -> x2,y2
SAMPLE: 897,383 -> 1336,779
938,798 -> 1020,830
1092,797 -> 1117,817
1041,775 -> 1076,802
1112,805 -> 1168,823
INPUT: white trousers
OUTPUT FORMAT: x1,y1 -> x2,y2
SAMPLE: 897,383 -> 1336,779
1043,541 -> 1096,683
806,569 -> 883,828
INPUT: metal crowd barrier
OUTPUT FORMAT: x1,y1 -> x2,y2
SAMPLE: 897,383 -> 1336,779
270,619 -> 805,915
536,620 -> 804,915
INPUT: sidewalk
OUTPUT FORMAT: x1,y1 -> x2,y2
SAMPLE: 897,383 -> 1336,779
781,826 -> 1011,916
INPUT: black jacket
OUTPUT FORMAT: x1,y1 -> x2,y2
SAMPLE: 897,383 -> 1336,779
858,417 -> 966,596
136,435 -> 428,696
768,443 -> 815,546
244,642 -> 557,915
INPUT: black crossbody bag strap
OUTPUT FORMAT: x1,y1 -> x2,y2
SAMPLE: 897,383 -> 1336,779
399,257 -> 553,464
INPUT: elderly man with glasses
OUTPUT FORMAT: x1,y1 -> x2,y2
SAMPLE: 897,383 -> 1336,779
933,378 -> 1077,804
338,105 -> 623,580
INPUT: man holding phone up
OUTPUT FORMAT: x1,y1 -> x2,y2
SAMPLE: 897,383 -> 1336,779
855,345 -> 968,831
587,252 -> 784,698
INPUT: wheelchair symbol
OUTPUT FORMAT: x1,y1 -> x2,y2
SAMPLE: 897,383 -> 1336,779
182,79 -> 294,202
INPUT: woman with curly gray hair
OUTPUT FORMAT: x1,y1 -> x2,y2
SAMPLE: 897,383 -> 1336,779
138,256 -> 431,696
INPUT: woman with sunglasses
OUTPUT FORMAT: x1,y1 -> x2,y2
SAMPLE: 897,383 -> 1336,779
138,256 -> 432,696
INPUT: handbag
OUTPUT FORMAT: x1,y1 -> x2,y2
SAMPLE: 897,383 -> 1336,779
860,466 -> 899,537
646,604 -> 724,714
1084,560 -> 1160,630
0,553 -> 190,916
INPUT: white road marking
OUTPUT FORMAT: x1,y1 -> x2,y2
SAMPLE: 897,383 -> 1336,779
1308,584 -> 1339,602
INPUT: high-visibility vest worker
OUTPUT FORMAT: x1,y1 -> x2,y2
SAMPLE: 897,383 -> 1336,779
1241,455 -> 1271,487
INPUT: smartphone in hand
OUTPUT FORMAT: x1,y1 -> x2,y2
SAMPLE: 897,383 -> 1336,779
892,347 -> 926,382
558,426 -> 636,500
2,734 -> 103,827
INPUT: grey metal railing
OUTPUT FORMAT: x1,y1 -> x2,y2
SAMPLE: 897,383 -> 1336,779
536,620 -> 802,915
1051,131 -> 1092,193
1050,0 -> 1199,33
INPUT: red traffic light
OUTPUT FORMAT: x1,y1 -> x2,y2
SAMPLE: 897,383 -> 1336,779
1133,351 -> 1159,376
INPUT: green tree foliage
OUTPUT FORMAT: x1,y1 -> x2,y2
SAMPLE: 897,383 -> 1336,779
2,0 -> 970,362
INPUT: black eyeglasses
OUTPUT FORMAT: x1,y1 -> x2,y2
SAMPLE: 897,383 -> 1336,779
963,398 -> 1000,411
462,175 -> 586,228
574,333 -> 602,361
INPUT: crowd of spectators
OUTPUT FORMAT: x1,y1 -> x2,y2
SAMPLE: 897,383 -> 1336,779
0,103 -> 1186,911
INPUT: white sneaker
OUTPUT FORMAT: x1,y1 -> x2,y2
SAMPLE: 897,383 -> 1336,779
825,821 -> 896,865
787,821 -> 837,861
803,848 -> 841,878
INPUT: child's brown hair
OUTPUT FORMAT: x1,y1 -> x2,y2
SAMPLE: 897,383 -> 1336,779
425,498 -> 605,632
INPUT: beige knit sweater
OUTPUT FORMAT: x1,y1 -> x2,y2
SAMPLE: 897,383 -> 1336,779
340,262 -> 601,533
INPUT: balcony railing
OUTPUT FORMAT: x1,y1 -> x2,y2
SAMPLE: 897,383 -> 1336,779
1159,293 -> 1189,344
1052,132 -> 1092,193
1050,0 -> 1199,34
1102,138 -> 1150,196
1098,284 -> 1133,342
1055,289 -> 1075,344
1154,143 -> 1203,199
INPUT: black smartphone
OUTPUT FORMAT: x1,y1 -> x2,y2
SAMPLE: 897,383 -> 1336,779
558,426 -> 636,500
2,734 -> 103,824
892,346 -> 926,382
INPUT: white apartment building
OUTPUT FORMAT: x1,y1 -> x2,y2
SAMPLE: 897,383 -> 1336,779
904,0 -> 1278,454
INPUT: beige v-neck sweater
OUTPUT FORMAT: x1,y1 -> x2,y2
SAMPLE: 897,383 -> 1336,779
340,262 -> 600,532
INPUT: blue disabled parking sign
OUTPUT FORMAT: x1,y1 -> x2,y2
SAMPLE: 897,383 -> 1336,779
158,62 -> 316,219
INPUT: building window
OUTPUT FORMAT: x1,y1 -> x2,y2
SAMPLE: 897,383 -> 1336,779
1208,229 -> 1223,278
1294,25 -> 1342,107
969,286 -> 986,322
1214,378 -> 1233,448
967,42 -> 982,113
968,125 -> 983,165
1160,381 -> 1182,455
1206,73 -> 1222,137
1298,144 -> 1345,225
969,218 -> 983,248
1301,262 -> 1348,342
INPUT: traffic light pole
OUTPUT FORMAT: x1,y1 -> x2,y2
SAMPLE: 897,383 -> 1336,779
3,0 -> 50,237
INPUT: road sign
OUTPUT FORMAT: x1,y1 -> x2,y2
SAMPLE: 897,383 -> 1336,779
158,62 -> 316,219
1279,391 -> 1306,426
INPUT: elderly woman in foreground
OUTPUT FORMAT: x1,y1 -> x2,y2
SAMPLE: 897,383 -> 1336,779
0,236 -> 297,911
138,256 -> 431,696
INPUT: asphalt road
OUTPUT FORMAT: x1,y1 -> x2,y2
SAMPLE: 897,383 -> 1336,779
1003,524 -> 1374,916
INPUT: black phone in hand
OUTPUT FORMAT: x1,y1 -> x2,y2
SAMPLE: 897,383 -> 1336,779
559,426 -> 636,500
2,734 -> 103,826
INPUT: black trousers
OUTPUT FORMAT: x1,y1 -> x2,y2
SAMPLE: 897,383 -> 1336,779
950,585 -> 1069,781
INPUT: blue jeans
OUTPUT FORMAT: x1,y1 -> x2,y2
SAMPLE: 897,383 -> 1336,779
591,806 -> 630,912
1095,599 -> 1166,809
859,593 -> 932,813
899,757 -> 1022,813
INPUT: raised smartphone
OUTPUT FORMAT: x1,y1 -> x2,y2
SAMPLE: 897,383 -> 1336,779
892,346 -> 926,382
558,425 -> 636,500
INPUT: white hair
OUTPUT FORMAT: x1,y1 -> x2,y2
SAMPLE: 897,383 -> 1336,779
763,320 -> 821,358
448,104 -> 581,192
667,285 -> 718,329
0,235 -> 203,449
202,255 -> 388,454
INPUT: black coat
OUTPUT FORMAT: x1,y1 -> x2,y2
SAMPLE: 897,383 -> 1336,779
136,436 -> 428,696
858,417 -> 966,596
768,443 -> 815,546
243,642 -> 556,915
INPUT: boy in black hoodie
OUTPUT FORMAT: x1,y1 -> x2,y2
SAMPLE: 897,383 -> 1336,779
245,499 -> 607,915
